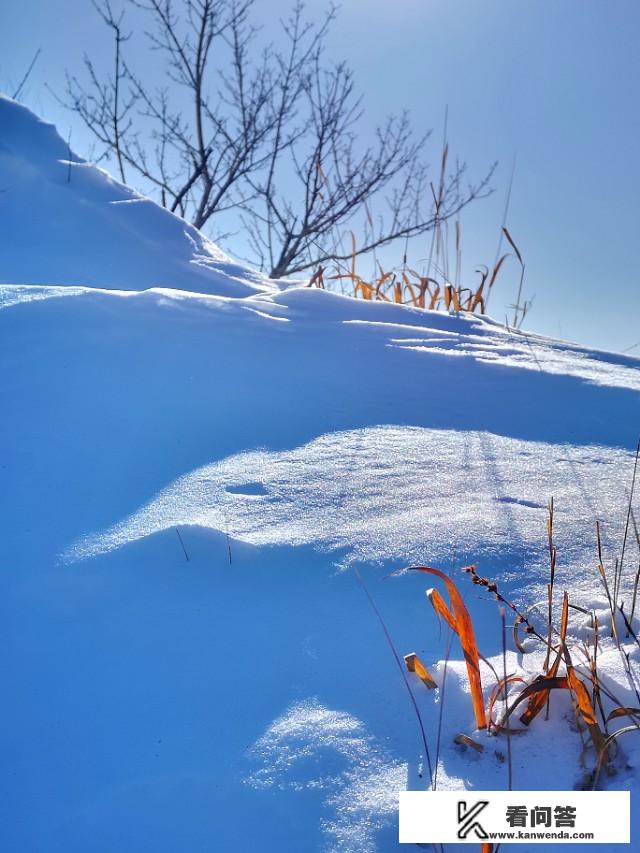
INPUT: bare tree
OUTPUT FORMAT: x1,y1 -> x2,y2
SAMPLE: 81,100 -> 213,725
62,0 -> 494,278
77,1 -> 132,183
63,0 -> 279,221
242,36 -> 494,278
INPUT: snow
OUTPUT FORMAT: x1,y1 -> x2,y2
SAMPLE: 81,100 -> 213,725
248,699 -> 405,853
1,97 -> 640,852
0,96 -> 277,297
66,416 -> 631,603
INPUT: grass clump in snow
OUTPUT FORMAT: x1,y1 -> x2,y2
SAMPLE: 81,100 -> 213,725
308,140 -> 531,327
308,223 -> 529,326
397,489 -> 640,796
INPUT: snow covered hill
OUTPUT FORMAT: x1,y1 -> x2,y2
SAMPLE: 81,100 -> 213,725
1,98 -> 640,853
0,96 -> 276,296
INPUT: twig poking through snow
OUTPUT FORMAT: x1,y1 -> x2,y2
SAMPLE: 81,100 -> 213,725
501,607 -> 513,791
352,566 -> 434,787
620,437 -> 640,632
175,527 -> 189,562
433,627 -> 452,792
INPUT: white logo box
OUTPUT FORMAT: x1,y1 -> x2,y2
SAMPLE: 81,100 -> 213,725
399,790 -> 630,844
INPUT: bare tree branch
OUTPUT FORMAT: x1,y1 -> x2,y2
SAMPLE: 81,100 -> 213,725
12,47 -> 42,101
60,0 -> 494,279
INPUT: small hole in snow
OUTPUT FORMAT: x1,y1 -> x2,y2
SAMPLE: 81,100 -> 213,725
225,482 -> 268,496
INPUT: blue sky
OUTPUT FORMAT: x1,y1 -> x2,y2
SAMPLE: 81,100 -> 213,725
2,0 -> 639,352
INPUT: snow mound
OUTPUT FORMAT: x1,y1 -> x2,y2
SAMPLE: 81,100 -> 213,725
2,102 -> 640,853
247,699 -> 405,853
67,424 -> 632,604
0,95 -> 276,296
2,278 -> 640,852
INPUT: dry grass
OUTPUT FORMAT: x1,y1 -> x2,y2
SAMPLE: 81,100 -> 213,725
356,452 -> 639,852
308,227 -> 521,319
400,496 -> 640,796
308,137 -> 532,326
409,565 -> 486,730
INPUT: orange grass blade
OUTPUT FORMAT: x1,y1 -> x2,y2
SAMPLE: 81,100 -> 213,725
559,590 -> 569,642
488,674 -> 526,731
508,675 -> 570,724
489,254 -> 508,288
410,566 -> 486,730
502,226 -> 523,265
404,282 -> 418,306
520,592 -> 568,725
355,281 -> 374,300
454,733 -> 484,753
520,650 -> 563,725
606,707 -> 640,723
428,284 -> 441,310
404,652 -> 438,689
567,666 -> 606,754
426,587 -> 458,633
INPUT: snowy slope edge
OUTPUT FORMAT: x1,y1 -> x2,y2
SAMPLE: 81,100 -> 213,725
0,95 -> 278,297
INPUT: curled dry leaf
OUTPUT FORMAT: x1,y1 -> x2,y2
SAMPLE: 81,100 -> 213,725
488,673 -> 526,733
520,592 -> 569,725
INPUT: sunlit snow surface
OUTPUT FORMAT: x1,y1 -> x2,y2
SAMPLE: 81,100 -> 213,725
247,699 -> 405,853
3,280 -> 640,853
2,94 -> 640,853
386,323 -> 640,390
0,95 -> 278,296
67,425 -> 633,603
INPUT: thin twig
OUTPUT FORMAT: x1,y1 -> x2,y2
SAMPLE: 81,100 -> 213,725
432,627 -> 452,791
12,47 -> 42,100
175,527 -> 190,561
352,566 -> 433,787
501,607 -> 513,790
620,438 -> 640,632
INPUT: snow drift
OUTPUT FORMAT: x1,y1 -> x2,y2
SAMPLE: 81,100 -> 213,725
1,97 -> 640,853
0,95 -> 276,296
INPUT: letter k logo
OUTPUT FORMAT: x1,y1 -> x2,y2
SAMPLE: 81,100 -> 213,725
457,800 -> 489,839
